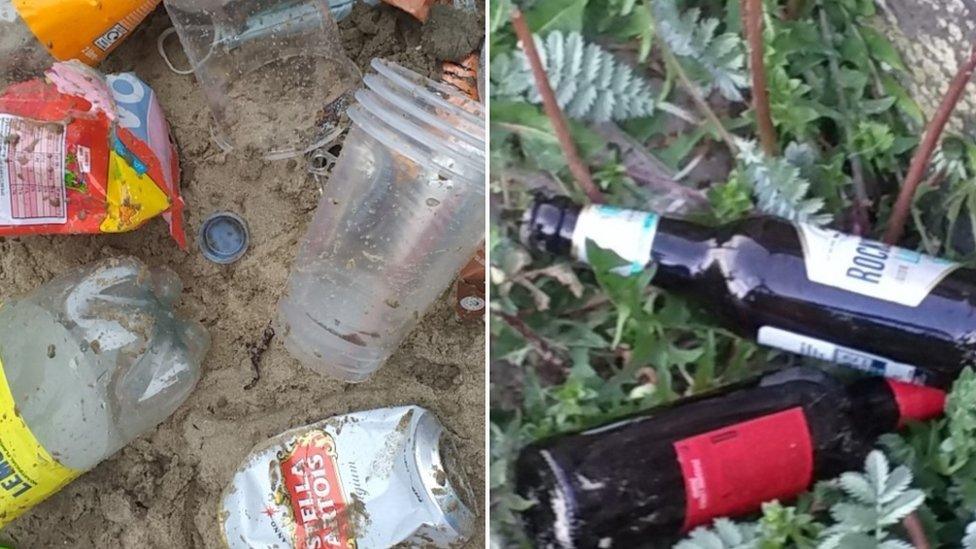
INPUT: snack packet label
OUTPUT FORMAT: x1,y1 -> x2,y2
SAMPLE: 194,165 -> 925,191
0,355 -> 80,526
12,0 -> 159,64
0,115 -> 67,226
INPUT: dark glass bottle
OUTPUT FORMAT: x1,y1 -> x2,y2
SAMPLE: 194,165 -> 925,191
515,367 -> 946,547
522,196 -> 976,388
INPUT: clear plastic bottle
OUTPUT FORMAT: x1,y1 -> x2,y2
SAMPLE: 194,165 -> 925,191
278,59 -> 485,382
0,257 -> 209,524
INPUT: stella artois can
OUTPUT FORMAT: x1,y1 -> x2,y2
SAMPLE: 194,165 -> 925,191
219,406 -> 477,548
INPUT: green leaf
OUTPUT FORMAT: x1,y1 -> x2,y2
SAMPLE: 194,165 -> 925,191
525,0 -> 589,33
489,0 -> 513,32
860,26 -> 908,72
491,101 -> 604,172
839,472 -> 876,505
860,96 -> 897,115
878,489 -> 925,526
880,73 -> 924,127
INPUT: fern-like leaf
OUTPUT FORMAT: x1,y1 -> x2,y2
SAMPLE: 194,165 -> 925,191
820,450 -> 924,546
735,140 -> 832,225
489,31 -> 658,122
964,517 -> 976,548
676,519 -> 759,549
652,0 -> 748,101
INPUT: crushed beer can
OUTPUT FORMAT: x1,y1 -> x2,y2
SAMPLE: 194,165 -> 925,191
219,406 -> 477,548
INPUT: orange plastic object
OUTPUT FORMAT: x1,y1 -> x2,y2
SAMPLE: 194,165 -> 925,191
455,245 -> 485,322
381,0 -> 436,21
442,53 -> 480,101
12,0 -> 159,64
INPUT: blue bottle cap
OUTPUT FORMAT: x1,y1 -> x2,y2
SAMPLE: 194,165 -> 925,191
199,212 -> 249,264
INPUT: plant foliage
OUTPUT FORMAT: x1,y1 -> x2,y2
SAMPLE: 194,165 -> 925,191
651,0 -> 748,101
734,139 -> 832,225
491,30 -> 658,122
489,0 -> 975,546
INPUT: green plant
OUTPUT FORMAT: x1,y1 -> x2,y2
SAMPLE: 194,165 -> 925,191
491,31 -> 660,121
651,0 -> 749,101
490,0 -> 976,546
880,368 -> 976,545
734,139 -> 832,225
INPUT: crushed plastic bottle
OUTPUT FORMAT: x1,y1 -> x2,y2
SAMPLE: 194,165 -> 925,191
0,257 -> 209,525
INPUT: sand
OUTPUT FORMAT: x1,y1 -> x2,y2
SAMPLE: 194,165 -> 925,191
0,4 -> 485,547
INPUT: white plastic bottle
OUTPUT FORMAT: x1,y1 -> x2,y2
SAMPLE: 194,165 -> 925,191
0,257 -> 209,525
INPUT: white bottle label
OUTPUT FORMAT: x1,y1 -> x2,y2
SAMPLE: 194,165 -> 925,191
796,223 -> 959,307
572,205 -> 660,275
757,326 -> 920,383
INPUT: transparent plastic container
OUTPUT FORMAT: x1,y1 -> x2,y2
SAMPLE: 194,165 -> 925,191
0,0 -> 52,88
0,257 -> 209,521
279,59 -> 485,382
162,0 -> 362,159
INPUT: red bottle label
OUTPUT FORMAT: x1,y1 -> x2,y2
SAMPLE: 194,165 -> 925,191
675,407 -> 814,531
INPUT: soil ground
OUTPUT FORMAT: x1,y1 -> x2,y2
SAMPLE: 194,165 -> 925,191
0,4 -> 485,547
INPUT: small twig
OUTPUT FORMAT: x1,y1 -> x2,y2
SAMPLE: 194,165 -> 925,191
510,9 -> 604,204
657,101 -> 700,124
818,7 -> 870,234
498,311 -> 566,379
659,42 -> 740,155
884,43 -> 976,244
674,149 -> 708,181
902,512 -> 930,549
592,123 -> 711,212
741,0 -> 778,156
244,322 -> 275,390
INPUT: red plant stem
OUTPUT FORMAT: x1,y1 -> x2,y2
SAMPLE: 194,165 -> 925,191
741,0 -> 778,156
903,512 -> 930,549
884,43 -> 976,244
510,9 -> 604,204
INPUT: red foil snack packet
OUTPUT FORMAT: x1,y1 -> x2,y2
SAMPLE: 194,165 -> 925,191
0,61 -> 185,246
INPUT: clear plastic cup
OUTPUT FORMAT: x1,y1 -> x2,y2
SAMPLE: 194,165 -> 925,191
279,58 -> 485,382
162,0 -> 361,159
0,0 -> 53,88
